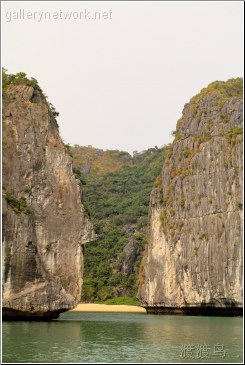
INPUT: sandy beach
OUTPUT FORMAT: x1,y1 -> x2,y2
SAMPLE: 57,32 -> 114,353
69,303 -> 146,313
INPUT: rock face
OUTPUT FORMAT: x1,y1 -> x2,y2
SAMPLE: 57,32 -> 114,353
121,225 -> 141,276
2,84 -> 94,319
138,79 -> 243,315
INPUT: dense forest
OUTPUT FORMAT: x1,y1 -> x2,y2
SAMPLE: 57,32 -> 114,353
69,145 -> 169,304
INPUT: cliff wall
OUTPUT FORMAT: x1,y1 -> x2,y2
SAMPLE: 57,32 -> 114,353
2,83 -> 94,319
138,79 -> 243,315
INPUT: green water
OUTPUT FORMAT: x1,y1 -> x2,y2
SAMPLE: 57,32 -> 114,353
2,312 -> 243,363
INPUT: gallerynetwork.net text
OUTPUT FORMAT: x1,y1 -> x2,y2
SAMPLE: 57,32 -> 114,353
5,9 -> 113,22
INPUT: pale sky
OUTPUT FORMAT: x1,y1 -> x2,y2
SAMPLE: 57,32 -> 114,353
2,1 -> 244,154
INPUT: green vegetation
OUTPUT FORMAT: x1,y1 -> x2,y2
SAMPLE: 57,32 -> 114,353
45,242 -> 54,251
194,247 -> 199,256
2,68 -> 42,93
73,167 -> 87,185
24,186 -> 32,194
237,202 -> 243,210
226,127 -> 243,144
180,197 -> 185,209
71,146 -> 166,302
4,191 -> 31,215
199,233 -> 209,241
182,146 -> 193,159
2,68 -> 59,117
64,143 -> 74,157
96,296 -> 140,306
48,103 -> 60,117
71,145 -> 132,177
191,78 -> 243,108
175,78 -> 243,136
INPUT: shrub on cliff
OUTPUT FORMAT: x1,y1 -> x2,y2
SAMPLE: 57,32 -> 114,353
2,68 -> 42,92
2,68 -> 59,118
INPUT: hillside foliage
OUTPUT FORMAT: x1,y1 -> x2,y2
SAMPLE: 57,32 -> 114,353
70,145 -> 167,302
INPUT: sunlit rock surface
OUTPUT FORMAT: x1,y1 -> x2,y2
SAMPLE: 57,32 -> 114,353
138,79 -> 243,315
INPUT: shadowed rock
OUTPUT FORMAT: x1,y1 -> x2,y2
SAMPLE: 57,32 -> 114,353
2,84 -> 95,319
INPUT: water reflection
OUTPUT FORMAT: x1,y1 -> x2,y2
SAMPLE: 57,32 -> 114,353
2,313 -> 243,363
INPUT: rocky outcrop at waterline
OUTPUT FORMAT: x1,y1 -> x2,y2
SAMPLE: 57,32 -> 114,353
138,78 -> 243,315
2,77 -> 95,319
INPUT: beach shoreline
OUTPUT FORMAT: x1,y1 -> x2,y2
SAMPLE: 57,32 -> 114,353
69,303 -> 146,313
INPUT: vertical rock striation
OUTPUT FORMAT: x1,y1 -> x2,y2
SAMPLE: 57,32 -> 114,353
138,78 -> 243,315
2,83 -> 94,319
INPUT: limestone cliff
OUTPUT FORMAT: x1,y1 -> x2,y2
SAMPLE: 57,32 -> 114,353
138,78 -> 243,315
2,82 -> 94,319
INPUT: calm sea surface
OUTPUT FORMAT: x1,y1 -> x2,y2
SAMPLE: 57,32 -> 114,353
2,312 -> 243,363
